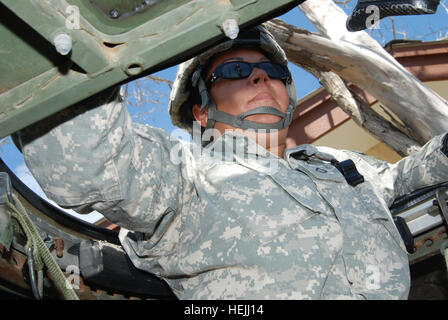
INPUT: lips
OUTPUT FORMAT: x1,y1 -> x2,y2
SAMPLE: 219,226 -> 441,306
250,91 -> 275,103
245,91 -> 283,124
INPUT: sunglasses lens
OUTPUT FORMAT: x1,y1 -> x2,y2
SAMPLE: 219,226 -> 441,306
221,62 -> 288,79
259,62 -> 289,79
208,61 -> 290,87
220,62 -> 252,78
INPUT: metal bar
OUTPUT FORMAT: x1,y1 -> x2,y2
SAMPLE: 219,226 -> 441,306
1,0 -> 111,74
0,0 -> 304,138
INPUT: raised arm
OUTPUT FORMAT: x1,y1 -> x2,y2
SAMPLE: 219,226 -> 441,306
338,133 -> 448,207
15,87 -> 189,233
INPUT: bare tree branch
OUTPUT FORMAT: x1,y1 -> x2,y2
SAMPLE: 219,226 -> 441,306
144,75 -> 173,89
440,0 -> 448,13
265,1 -> 448,146
0,137 -> 7,147
301,64 -> 421,156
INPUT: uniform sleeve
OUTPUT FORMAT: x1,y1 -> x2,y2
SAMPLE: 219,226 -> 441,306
15,87 -> 189,234
346,133 -> 448,207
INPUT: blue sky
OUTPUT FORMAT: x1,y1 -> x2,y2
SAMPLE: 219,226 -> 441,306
1,2 -> 447,223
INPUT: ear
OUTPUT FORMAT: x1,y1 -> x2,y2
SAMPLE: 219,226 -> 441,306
192,104 -> 208,128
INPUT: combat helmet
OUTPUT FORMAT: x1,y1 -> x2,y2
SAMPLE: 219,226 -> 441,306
168,24 -> 297,134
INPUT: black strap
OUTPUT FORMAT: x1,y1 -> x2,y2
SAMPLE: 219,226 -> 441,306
393,216 -> 415,254
290,150 -> 365,187
331,159 -> 364,187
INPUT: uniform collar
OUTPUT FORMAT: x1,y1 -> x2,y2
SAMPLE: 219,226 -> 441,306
284,144 -> 319,161
204,131 -> 278,159
284,144 -> 338,168
203,133 -> 329,163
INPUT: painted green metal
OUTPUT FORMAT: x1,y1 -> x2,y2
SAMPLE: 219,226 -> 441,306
69,0 -> 193,35
0,0 -> 305,138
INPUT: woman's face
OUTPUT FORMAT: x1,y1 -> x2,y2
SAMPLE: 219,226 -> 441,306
193,48 -> 291,155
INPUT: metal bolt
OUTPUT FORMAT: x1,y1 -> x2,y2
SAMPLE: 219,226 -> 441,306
109,9 -> 120,19
440,230 -> 447,240
221,19 -> 239,40
43,234 -> 54,250
53,33 -> 72,55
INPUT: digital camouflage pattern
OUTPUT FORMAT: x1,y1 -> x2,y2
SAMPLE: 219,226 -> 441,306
16,88 -> 448,299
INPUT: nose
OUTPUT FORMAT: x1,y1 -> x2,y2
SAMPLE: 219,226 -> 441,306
249,66 -> 270,85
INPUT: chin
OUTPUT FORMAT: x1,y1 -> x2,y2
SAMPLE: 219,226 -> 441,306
246,114 -> 283,124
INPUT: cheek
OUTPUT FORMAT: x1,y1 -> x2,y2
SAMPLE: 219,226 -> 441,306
273,81 -> 290,110
210,81 -> 247,114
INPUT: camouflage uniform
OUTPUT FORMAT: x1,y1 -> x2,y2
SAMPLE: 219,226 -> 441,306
16,87 -> 448,299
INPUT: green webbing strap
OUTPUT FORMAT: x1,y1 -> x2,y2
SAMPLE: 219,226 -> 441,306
6,194 -> 79,300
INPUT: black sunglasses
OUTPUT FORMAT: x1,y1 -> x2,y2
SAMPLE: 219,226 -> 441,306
207,61 -> 291,87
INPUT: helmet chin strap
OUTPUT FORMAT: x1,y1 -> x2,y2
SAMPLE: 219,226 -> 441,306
205,99 -> 293,131
192,70 -> 294,135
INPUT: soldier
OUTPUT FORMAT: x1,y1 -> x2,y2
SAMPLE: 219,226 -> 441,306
15,25 -> 448,299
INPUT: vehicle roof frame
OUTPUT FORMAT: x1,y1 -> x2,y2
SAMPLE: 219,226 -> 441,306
0,0 -> 305,138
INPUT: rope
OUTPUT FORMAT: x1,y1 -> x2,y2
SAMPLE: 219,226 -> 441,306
6,194 -> 79,300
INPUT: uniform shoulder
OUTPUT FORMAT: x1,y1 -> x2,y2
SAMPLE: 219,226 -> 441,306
316,146 -> 385,167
